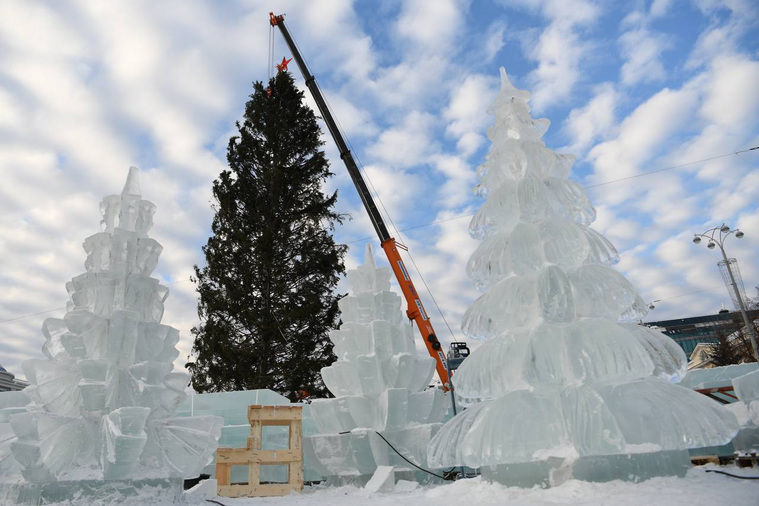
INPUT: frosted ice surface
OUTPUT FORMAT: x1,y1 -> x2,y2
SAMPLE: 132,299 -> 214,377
6,167 -> 222,487
733,369 -> 759,404
307,244 -> 446,481
428,69 -> 738,482
539,219 -> 589,268
544,178 -> 596,225
732,370 -> 759,426
569,265 -> 643,321
619,324 -> 687,382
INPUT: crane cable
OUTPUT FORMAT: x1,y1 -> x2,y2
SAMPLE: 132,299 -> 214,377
267,23 -> 275,81
324,91 -> 460,342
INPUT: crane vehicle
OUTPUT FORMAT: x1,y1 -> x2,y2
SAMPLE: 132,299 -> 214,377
269,12 -> 463,391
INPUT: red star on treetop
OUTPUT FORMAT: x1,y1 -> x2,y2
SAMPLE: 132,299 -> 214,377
276,56 -> 293,74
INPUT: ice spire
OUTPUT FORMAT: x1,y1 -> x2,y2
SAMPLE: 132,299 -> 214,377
121,166 -> 141,197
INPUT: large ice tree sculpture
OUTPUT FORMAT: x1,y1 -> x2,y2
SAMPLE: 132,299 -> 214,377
4,168 -> 222,486
427,70 -> 738,486
305,245 -> 447,483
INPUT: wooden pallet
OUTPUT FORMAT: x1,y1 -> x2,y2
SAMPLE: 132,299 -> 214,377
216,405 -> 303,498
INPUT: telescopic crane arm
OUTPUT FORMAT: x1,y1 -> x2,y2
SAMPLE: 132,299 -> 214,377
269,12 -> 452,390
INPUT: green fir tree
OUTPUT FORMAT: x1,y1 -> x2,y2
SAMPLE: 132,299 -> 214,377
187,72 -> 346,400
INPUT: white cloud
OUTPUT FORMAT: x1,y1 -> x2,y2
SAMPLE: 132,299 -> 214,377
619,28 -> 669,85
563,82 -> 619,154
444,74 -> 499,156
496,0 -> 601,111
700,55 -> 759,128
395,0 -> 466,55
587,85 -> 700,205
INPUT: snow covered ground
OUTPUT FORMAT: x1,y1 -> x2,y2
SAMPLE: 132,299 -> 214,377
83,464 -> 757,506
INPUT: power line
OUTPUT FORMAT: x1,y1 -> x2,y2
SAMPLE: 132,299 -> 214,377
0,307 -> 67,324
583,146 -> 758,189
343,146 -> 758,246
0,278 -> 192,325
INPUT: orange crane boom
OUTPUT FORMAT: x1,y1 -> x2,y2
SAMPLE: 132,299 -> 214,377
269,12 -> 452,390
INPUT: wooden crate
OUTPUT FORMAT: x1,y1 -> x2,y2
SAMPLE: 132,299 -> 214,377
216,405 -> 303,498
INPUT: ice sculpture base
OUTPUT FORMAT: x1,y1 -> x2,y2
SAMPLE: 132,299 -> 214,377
480,450 -> 691,488
0,477 -> 183,505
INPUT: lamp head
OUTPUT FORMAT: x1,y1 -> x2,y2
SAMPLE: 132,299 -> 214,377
648,304 -> 656,310
693,236 -> 702,244
735,230 -> 744,238
707,241 -> 716,249
720,224 -> 730,233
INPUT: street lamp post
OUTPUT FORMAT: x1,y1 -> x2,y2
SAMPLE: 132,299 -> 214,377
693,224 -> 759,361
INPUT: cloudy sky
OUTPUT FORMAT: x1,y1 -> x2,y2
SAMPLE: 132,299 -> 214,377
1,0 -> 758,380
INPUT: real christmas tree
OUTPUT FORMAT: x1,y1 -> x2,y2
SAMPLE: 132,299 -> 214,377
188,72 -> 346,401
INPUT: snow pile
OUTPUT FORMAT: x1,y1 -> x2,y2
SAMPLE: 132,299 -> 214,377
426,69 -> 738,487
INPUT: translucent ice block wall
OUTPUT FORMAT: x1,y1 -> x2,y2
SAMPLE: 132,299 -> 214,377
306,245 -> 447,481
427,69 -> 738,484
728,369 -> 759,452
1,168 -> 223,484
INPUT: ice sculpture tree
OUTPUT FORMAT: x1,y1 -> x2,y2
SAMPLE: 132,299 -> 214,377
3,168 -> 222,495
427,70 -> 738,487
305,245 -> 447,484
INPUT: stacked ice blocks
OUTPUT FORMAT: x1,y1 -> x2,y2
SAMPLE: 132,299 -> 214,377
306,245 -> 447,482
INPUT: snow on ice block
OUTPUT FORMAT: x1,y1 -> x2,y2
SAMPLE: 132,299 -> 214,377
365,465 -> 394,493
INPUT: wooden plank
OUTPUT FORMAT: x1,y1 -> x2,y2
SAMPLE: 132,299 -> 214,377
216,448 -> 301,465
690,456 -> 719,466
216,462 -> 230,487
289,420 -> 302,451
289,460 -> 304,491
248,449 -> 300,464
248,405 -> 303,422
218,483 -> 300,498
217,448 -> 254,465
249,458 -> 260,487
248,421 -> 262,449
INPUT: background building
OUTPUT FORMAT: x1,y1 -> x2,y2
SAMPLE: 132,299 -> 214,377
0,364 -> 28,392
644,309 -> 759,356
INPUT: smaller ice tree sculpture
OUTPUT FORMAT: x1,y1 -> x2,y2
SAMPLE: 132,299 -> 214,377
305,245 -> 447,483
4,168 -> 222,485
427,70 -> 738,487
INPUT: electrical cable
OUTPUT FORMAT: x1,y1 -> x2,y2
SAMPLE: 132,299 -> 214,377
206,499 -> 227,506
584,146 -> 758,189
343,146 -> 759,247
704,469 -> 759,479
371,430 -> 453,481
335,429 -> 456,480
